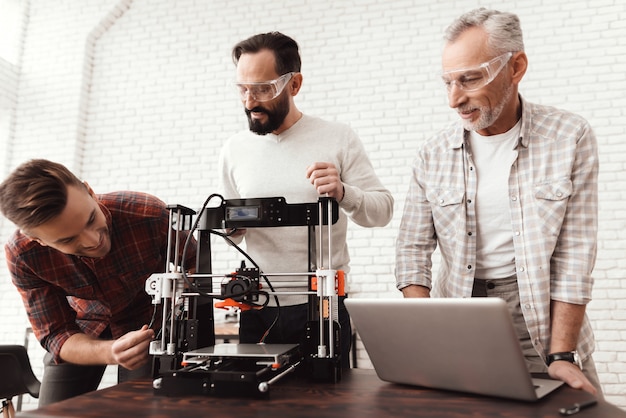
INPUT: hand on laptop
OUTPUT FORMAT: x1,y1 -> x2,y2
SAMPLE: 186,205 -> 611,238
548,361 -> 598,396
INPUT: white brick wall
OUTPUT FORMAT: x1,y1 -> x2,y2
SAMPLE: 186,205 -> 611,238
1,0 -> 625,411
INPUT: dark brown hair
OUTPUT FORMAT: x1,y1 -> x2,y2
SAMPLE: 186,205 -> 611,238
0,159 -> 85,231
232,31 -> 301,75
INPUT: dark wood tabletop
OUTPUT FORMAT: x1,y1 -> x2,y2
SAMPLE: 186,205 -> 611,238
17,369 -> 626,418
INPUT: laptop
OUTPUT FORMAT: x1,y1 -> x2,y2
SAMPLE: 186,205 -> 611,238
344,297 -> 564,401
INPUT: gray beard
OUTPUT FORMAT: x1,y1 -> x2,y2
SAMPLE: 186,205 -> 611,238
461,84 -> 514,132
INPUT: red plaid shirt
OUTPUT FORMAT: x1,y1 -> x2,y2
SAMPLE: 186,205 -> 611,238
5,191 -> 196,362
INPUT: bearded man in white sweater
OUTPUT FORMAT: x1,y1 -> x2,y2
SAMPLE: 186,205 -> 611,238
218,32 -> 393,368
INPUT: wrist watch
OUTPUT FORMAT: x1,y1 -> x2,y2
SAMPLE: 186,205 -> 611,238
546,351 -> 582,369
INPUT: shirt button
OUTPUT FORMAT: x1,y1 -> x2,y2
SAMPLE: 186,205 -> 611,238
519,266 -> 525,272
511,196 -> 518,201
467,265 -> 472,270
468,231 -> 473,236
515,231 -> 520,236
439,199 -> 444,204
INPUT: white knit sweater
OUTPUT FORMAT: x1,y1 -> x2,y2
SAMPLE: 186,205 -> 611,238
218,114 -> 393,305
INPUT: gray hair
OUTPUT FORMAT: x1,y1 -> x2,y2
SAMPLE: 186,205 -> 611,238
444,8 -> 525,54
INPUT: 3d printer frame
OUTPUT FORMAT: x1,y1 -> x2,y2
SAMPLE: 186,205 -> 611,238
145,196 -> 344,398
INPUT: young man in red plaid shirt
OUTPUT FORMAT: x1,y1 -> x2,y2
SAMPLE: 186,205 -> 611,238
0,159 -> 195,406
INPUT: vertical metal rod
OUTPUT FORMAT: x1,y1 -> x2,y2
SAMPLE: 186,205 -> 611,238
172,208 -> 182,272
162,209 -> 175,350
160,292 -> 169,350
327,198 -> 333,269
169,209 -> 180,348
326,198 -> 334,358
165,210 -> 174,273
317,199 -> 324,351
317,199 -> 324,269
169,277 -> 177,349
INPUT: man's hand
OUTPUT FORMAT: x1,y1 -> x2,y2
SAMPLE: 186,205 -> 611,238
306,162 -> 344,201
111,325 -> 155,371
548,360 -> 598,395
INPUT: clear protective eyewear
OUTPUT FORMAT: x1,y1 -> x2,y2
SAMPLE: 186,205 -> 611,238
441,52 -> 513,92
235,72 -> 296,102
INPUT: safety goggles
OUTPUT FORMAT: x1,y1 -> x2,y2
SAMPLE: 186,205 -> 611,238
441,52 -> 513,92
235,72 -> 296,102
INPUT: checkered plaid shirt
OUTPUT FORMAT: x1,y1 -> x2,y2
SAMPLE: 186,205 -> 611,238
5,191 -> 196,362
395,96 -> 598,361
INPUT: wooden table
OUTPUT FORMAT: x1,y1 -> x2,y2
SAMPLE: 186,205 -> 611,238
17,369 -> 625,418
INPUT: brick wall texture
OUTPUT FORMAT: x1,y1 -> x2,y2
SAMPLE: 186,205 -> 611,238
1,0 -> 625,410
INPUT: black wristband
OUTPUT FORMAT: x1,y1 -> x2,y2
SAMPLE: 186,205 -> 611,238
546,351 -> 578,366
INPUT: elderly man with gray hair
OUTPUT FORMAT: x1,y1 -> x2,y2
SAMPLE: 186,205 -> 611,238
395,8 -> 601,396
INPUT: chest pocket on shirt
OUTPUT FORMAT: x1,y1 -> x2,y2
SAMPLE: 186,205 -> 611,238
534,179 -> 572,237
426,188 -> 465,238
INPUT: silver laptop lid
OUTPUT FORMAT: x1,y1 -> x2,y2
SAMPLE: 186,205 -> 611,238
345,297 -> 563,401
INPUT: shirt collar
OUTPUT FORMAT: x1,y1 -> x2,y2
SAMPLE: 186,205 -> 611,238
97,196 -> 113,232
517,95 -> 531,148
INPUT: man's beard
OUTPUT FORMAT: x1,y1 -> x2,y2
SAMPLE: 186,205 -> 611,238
245,92 -> 290,135
459,83 -> 514,132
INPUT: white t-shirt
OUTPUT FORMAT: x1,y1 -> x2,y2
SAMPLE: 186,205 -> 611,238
468,120 -> 521,279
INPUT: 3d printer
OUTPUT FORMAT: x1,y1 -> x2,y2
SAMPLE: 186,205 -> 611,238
145,196 -> 344,397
